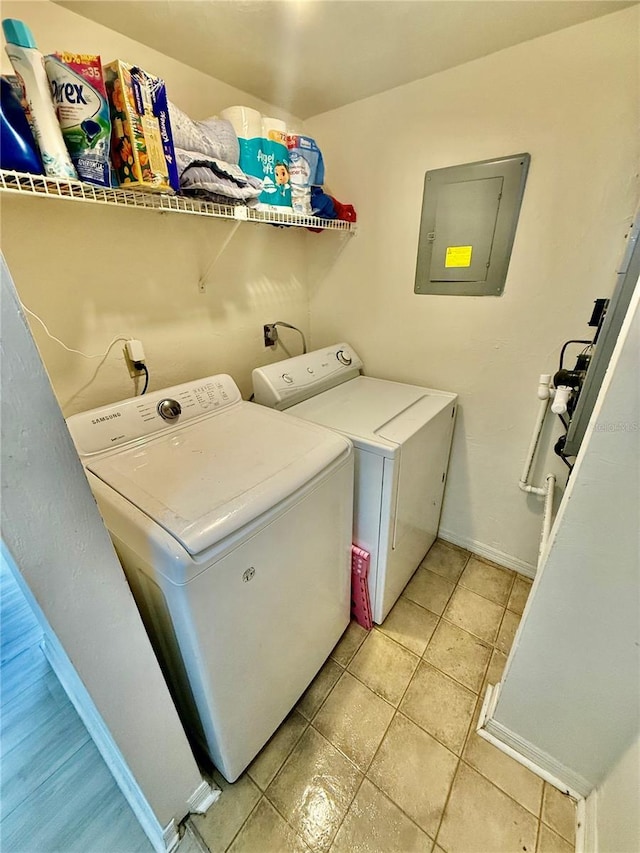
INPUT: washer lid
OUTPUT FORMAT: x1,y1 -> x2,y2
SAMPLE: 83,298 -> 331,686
87,402 -> 350,556
289,376 -> 457,457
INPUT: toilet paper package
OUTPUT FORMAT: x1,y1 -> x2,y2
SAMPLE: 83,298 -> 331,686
287,134 -> 325,215
221,107 -> 292,211
220,105 -> 262,180
258,116 -> 291,210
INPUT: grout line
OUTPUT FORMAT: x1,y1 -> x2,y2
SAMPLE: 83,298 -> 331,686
306,664 -> 349,724
261,787 -> 312,849
456,577 -> 514,610
329,771 -> 368,849
221,794 -> 267,853
312,637 -> 453,846
342,658 -> 416,712
432,746 -> 463,847
534,813 -> 543,853
457,754 -> 546,819
362,708 -> 436,830
368,623 -> 424,659
247,713 -> 310,792
361,769 -> 438,847
263,724 -> 365,851
423,567 -> 541,841
421,625 -> 493,695
186,816 -> 212,853
430,693 -> 487,844
223,546 -> 527,853
437,606 -> 507,650
398,592 -> 445,622
346,639 -> 421,710
401,581 -> 518,651
393,687 -> 472,760
329,631 -> 367,669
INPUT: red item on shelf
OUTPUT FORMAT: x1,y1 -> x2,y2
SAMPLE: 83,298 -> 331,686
329,196 -> 357,222
307,194 -> 356,233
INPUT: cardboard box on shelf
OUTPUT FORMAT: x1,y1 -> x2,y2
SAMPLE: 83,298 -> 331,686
103,60 -> 178,193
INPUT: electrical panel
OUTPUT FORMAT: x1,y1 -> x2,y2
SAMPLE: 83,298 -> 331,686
414,153 -> 530,297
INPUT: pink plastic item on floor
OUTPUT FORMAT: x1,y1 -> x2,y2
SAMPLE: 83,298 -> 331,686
351,545 -> 373,630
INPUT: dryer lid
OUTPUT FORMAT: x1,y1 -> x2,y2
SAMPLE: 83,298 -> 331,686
87,402 -> 350,555
289,376 -> 457,457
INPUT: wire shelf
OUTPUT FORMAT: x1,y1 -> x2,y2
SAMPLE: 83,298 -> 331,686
0,169 -> 356,233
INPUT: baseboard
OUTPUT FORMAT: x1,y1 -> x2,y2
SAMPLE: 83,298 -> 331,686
438,528 -> 537,578
579,790 -> 598,853
163,820 -> 180,853
188,780 -> 221,814
478,681 -> 592,799
42,634 -> 166,853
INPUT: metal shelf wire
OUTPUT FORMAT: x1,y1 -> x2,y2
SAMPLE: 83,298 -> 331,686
0,169 -> 356,232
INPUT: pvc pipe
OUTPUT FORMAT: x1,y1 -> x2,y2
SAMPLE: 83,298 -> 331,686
519,395 -> 549,489
518,376 -> 556,566
551,386 -> 572,415
519,482 -> 546,496
538,474 -> 556,567
537,374 -> 552,400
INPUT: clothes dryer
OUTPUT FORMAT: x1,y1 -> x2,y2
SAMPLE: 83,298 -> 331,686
253,346 -> 456,623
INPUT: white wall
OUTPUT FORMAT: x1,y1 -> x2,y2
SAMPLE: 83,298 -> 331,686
305,7 -> 640,570
0,255 -> 204,829
493,277 -> 640,791
594,733 -> 640,853
0,0 -> 313,415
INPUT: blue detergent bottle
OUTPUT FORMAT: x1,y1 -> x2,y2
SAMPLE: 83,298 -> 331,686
0,76 -> 43,174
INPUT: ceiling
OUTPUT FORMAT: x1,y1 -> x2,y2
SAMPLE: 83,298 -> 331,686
57,1 -> 634,118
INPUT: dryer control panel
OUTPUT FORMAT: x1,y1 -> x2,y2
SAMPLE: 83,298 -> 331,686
252,343 -> 363,410
67,374 -> 242,457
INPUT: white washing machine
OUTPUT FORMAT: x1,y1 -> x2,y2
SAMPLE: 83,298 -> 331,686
253,345 -> 457,624
66,374 -> 353,782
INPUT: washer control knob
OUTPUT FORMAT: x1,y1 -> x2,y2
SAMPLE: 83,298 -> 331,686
282,373 -> 294,385
157,399 -> 182,421
336,349 -> 352,366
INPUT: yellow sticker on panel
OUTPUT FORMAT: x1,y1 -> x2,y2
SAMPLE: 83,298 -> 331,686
445,245 -> 473,268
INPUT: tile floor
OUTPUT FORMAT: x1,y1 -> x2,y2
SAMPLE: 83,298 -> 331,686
188,540 -> 577,853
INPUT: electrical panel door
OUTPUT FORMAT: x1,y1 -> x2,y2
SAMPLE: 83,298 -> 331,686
415,153 -> 530,297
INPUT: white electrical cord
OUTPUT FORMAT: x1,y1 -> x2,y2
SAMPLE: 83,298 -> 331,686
273,321 -> 307,354
21,302 -> 128,359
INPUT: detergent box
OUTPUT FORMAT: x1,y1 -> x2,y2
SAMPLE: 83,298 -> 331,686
44,52 -> 112,187
103,60 -> 178,192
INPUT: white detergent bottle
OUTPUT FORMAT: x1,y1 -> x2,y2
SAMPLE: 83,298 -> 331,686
2,18 -> 77,179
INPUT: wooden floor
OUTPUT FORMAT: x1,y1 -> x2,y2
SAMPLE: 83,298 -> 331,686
0,560 -> 154,853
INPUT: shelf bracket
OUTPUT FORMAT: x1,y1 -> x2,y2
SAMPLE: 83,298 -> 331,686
198,220 -> 243,292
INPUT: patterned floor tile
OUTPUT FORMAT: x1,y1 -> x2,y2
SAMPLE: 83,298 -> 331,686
368,713 -> 457,838
348,631 -> 419,706
314,672 -> 394,771
265,727 -> 362,852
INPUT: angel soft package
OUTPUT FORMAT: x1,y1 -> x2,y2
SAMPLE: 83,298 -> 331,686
220,106 -> 292,211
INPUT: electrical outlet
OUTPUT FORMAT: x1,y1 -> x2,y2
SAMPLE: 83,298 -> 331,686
124,340 -> 146,378
263,324 -> 278,347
